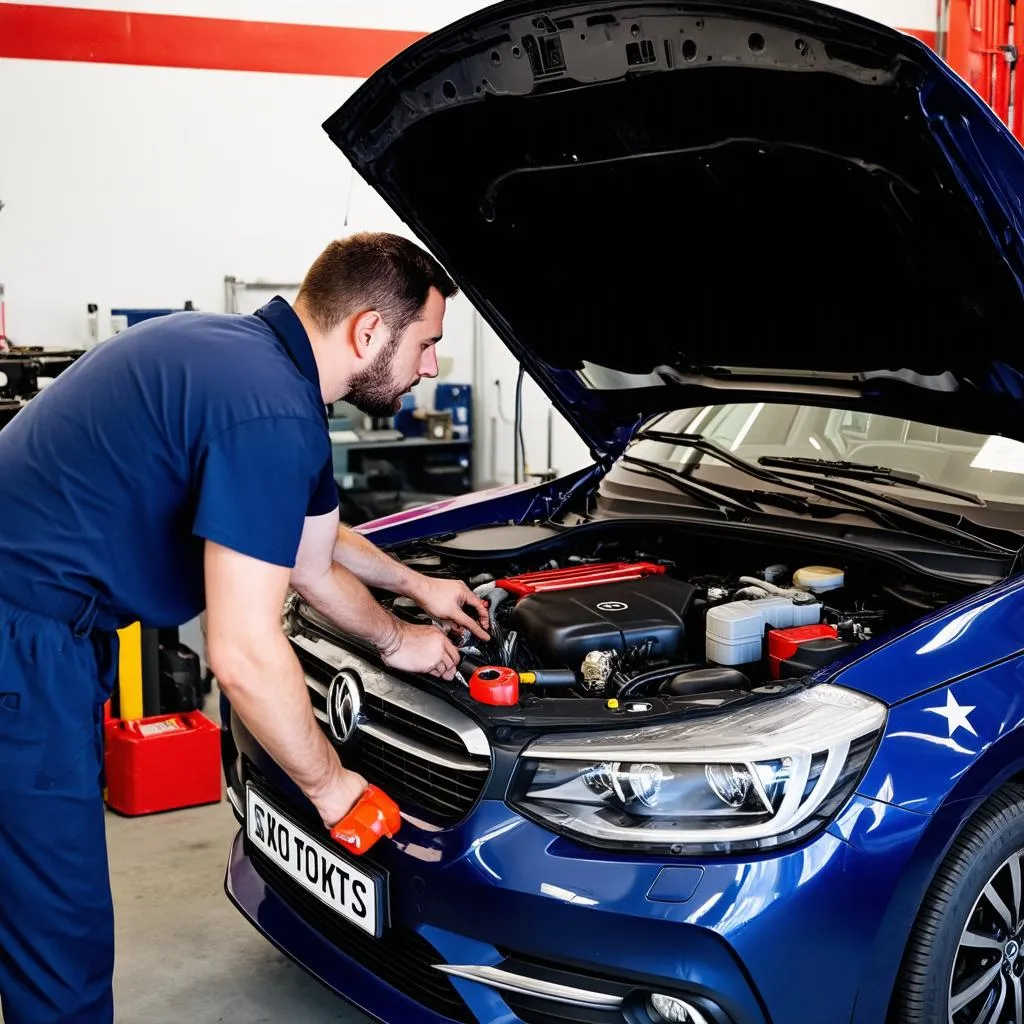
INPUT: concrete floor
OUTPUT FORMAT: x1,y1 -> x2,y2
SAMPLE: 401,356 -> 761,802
104,800 -> 373,1024
1,684 -> 374,1024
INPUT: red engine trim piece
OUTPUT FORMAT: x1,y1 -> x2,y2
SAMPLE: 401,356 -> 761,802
495,561 -> 666,596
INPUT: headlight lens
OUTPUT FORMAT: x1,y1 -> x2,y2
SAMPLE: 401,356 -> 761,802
509,683 -> 885,854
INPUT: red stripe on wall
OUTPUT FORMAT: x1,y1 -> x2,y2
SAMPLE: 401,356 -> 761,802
0,3 -> 425,76
0,2 -> 936,76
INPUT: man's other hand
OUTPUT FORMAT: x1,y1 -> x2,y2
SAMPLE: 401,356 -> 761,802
413,578 -> 491,641
382,621 -> 462,680
313,767 -> 369,830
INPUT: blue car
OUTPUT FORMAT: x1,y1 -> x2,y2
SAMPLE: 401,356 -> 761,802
221,2 -> 1024,1021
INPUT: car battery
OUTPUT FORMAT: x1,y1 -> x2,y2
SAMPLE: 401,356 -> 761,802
104,711 -> 221,815
767,624 -> 855,679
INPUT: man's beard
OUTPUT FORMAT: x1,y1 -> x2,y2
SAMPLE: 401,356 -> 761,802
345,334 -> 412,417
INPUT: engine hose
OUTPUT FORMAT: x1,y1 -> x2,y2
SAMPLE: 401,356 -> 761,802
458,651 -> 489,676
487,588 -> 511,639
617,662 -> 705,699
737,576 -> 805,599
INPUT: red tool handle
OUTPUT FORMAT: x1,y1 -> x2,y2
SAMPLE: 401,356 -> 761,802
329,785 -> 401,856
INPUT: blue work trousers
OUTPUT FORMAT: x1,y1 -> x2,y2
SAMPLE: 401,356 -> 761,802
0,596 -> 117,1023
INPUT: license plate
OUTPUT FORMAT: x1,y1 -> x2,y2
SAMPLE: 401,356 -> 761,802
245,784 -> 382,937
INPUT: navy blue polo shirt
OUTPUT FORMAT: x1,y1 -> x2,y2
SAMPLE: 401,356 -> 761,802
0,297 -> 338,629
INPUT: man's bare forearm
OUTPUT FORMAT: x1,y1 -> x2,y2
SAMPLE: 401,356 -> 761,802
213,633 -> 345,805
331,524 -> 427,601
294,558 -> 402,655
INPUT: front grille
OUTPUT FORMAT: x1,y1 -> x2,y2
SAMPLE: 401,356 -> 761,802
363,690 -> 469,756
354,732 -> 486,822
248,844 -> 475,1023
291,631 -> 491,827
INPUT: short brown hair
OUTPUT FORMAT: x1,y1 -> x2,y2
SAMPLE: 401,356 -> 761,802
297,231 -> 458,338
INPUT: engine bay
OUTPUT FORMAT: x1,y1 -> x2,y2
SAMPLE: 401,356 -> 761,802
375,523 -> 967,708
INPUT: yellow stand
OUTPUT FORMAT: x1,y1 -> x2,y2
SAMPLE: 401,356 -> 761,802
104,622 -> 144,804
117,621 -> 144,721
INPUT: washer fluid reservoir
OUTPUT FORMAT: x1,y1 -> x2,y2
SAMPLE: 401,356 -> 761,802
793,565 -> 845,594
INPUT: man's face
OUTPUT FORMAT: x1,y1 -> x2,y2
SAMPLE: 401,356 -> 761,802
346,287 -> 445,416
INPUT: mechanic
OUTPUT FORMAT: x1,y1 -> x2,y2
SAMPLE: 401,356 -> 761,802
0,231 -> 490,1024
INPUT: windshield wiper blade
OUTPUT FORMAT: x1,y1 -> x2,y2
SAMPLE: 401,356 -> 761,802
756,456 -> 985,507
634,430 -> 1015,554
621,454 -> 827,518
619,455 -> 748,515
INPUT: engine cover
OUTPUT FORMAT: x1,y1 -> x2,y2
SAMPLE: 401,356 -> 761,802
496,561 -> 665,596
509,575 -> 697,668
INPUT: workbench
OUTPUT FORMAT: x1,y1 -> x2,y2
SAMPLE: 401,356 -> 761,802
0,349 -> 86,430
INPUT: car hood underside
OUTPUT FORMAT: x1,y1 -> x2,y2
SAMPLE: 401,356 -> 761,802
325,0 -> 1024,453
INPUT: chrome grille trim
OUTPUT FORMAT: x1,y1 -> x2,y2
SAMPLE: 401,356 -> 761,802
433,965 -> 623,1010
304,674 -> 328,698
290,632 -> 490,760
226,785 -> 244,819
359,721 -> 489,773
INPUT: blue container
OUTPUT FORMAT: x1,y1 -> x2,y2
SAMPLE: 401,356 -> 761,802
393,394 -> 423,437
434,383 -> 471,440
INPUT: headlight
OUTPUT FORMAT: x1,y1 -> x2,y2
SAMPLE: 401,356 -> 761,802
509,683 -> 885,854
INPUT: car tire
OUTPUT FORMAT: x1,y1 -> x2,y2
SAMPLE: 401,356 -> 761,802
892,784 -> 1024,1024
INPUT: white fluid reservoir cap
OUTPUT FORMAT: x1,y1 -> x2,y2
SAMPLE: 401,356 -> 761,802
794,565 -> 845,593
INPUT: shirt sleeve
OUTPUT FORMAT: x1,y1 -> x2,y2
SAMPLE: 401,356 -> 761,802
192,417 -> 334,568
309,455 -> 340,518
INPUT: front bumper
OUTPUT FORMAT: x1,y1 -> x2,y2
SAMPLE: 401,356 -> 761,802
223,738 -> 929,1024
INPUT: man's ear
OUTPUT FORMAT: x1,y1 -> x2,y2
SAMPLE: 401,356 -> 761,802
350,310 -> 384,361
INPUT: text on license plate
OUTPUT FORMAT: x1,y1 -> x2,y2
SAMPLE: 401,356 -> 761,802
245,784 -> 380,936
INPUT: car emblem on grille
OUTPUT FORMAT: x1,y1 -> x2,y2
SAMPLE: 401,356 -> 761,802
596,601 -> 629,612
327,670 -> 363,744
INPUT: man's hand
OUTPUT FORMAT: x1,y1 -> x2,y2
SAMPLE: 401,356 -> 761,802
327,523 -> 491,642
411,577 -> 491,641
382,620 -> 462,680
310,765 -> 370,830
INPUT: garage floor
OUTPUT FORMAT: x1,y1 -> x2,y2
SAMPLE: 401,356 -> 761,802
104,800 -> 372,1023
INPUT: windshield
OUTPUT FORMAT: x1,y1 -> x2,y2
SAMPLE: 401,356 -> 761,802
631,404 -> 1024,507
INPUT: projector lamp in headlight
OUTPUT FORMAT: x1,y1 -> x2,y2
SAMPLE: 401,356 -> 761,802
510,683 -> 885,854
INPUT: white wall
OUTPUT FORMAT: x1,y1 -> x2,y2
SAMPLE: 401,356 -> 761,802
0,51 -> 590,483
0,0 -> 937,489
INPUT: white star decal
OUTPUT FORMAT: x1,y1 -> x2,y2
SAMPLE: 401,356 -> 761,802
924,691 -> 978,738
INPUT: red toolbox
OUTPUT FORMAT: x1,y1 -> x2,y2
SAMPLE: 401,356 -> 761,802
104,711 -> 222,816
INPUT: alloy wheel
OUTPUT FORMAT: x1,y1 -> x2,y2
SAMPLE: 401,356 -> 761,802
951,850 -> 1024,1024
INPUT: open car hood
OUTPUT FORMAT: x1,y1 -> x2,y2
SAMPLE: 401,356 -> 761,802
324,0 -> 1024,455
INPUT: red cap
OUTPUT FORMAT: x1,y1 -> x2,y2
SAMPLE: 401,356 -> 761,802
329,785 -> 402,856
469,666 -> 519,706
